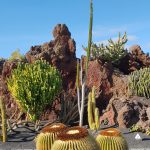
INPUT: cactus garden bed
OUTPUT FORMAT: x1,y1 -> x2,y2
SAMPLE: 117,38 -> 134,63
0,122 -> 150,149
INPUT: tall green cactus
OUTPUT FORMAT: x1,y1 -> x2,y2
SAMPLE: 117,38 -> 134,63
0,96 -> 7,142
128,67 -> 150,98
88,86 -> 100,130
7,60 -> 62,121
76,0 -> 93,127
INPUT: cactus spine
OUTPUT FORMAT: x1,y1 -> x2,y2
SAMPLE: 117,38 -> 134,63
51,126 -> 99,150
96,128 -> 128,150
36,123 -> 67,150
88,86 -> 100,130
0,96 -> 7,142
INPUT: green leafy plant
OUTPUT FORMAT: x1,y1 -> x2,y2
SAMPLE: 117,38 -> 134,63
128,67 -> 150,98
0,96 -> 7,142
8,49 -> 25,61
7,60 -> 62,121
88,86 -> 100,130
96,128 -> 128,150
91,32 -> 128,65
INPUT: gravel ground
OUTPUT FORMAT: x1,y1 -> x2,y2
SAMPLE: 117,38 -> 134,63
0,126 -> 150,150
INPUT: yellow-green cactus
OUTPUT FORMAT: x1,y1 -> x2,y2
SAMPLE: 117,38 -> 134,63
51,126 -> 99,150
36,123 -> 67,150
88,86 -> 100,130
0,96 -> 7,142
96,128 -> 128,150
128,67 -> 150,98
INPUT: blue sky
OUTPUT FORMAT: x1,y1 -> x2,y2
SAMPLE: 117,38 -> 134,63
0,0 -> 150,59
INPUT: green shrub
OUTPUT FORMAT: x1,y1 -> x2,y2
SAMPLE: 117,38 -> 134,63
128,67 -> 150,98
91,32 -> 128,65
7,60 -> 62,121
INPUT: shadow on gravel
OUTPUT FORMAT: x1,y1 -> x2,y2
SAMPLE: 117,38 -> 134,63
142,138 -> 150,141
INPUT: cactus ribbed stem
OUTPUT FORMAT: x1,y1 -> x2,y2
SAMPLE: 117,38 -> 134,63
88,86 -> 100,130
0,96 -> 7,142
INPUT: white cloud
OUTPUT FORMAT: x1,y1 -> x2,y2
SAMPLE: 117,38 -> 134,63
93,26 -> 127,38
95,34 -> 138,46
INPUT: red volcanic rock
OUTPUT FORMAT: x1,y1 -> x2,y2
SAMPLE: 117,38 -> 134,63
0,60 -> 22,119
102,96 -> 150,129
25,24 -> 77,90
129,45 -> 150,72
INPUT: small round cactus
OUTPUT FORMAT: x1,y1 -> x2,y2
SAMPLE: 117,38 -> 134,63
51,126 -> 99,150
36,123 -> 67,150
96,128 -> 128,150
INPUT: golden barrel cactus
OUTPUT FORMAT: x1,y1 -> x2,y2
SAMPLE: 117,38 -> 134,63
96,128 -> 128,150
51,126 -> 99,150
36,123 -> 67,150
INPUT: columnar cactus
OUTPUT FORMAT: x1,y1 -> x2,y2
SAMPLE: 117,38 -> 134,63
36,123 -> 67,150
88,86 -> 100,130
51,126 -> 99,150
7,60 -> 62,121
128,67 -> 150,98
96,128 -> 128,150
0,96 -> 7,142
76,0 -> 93,127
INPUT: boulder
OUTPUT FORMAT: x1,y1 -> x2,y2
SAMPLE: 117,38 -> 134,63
101,96 -> 150,129
25,24 -> 77,90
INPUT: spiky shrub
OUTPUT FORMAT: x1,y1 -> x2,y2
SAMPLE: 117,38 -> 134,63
91,32 -> 128,65
96,128 -> 128,150
88,86 -> 100,130
128,67 -> 150,98
0,96 -> 7,142
36,123 -> 67,150
51,126 -> 99,150
7,60 -> 62,121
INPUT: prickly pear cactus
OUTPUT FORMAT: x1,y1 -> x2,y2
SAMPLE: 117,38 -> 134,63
7,60 -> 62,121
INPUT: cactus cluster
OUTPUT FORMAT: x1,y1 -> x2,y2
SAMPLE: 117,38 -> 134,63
51,126 -> 99,150
91,32 -> 128,65
0,96 -> 7,142
7,60 -> 62,121
96,128 -> 128,150
128,67 -> 150,98
36,123 -> 67,150
88,86 -> 100,130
